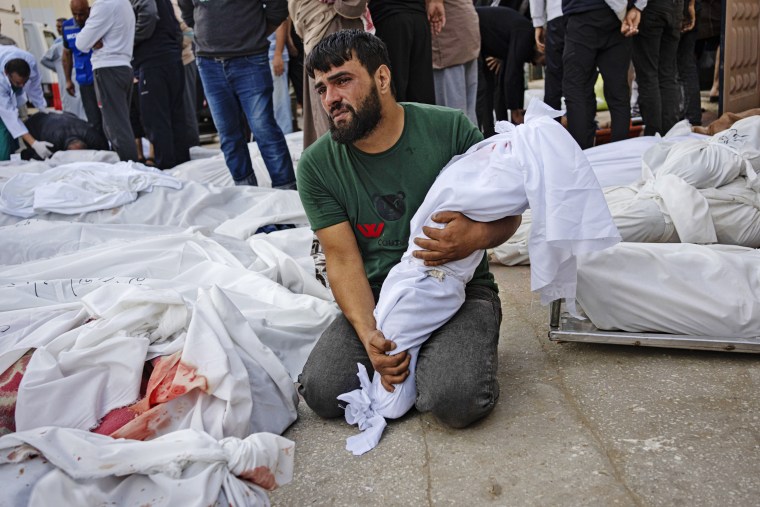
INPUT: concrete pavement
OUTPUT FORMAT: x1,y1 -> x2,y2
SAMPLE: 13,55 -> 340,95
270,263 -> 760,506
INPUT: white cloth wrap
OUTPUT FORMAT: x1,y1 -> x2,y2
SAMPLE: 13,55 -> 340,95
577,243 -> 760,338
642,115 -> 760,191
338,101 -> 620,455
0,162 -> 182,218
0,427 -> 294,506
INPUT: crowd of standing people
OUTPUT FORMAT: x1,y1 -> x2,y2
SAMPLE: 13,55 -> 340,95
0,0 -> 721,185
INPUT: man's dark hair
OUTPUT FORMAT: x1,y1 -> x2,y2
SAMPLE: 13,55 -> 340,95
5,58 -> 30,80
56,17 -> 67,23
306,29 -> 392,82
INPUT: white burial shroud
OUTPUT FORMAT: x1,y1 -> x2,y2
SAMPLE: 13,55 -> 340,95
337,101 -> 621,455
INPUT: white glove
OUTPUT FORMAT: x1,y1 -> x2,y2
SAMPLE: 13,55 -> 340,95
32,140 -> 54,159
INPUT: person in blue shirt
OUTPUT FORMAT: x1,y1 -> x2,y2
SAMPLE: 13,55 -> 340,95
62,0 -> 104,139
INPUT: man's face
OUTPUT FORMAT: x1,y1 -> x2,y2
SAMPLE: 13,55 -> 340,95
314,57 -> 383,145
7,72 -> 27,92
56,20 -> 64,36
71,3 -> 90,27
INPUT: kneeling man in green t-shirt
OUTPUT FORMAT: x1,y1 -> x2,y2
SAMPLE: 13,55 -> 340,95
296,29 -> 521,428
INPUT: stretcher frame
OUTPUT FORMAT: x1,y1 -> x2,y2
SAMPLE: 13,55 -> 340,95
548,299 -> 760,353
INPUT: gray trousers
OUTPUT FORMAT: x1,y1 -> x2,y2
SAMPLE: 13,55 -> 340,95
298,284 -> 502,428
183,60 -> 200,147
80,83 -> 104,139
433,59 -> 479,126
93,65 -> 138,161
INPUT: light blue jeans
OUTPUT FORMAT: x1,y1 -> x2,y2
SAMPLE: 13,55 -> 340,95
196,53 -> 295,188
270,60 -> 293,135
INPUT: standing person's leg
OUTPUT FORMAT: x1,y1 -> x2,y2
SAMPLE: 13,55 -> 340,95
476,56 -> 495,137
271,58 -> 293,135
632,5 -> 666,135
544,15 -> 567,111
405,13 -> 435,104
658,0 -> 684,134
196,56 -> 255,184
79,83 -> 103,138
182,61 -> 200,147
463,58 -> 479,125
374,15 -> 413,101
298,313 -> 376,419
288,25 -> 304,108
168,61 -> 191,167
302,72 -> 321,148
434,65 -> 468,114
415,285 -> 502,428
139,64 -> 186,169
677,16 -> 701,125
94,66 -> 138,161
563,12 -> 600,149
597,9 -> 633,143
230,53 -> 296,189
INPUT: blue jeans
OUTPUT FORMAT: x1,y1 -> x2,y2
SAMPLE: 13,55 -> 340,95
196,53 -> 295,187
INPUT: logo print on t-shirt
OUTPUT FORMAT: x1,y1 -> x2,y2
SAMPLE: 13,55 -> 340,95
357,223 -> 385,238
373,192 -> 406,221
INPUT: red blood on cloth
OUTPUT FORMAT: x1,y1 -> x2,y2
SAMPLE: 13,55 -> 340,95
92,351 -> 208,441
0,352 -> 33,436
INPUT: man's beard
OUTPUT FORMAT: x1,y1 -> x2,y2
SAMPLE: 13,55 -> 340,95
328,84 -> 382,145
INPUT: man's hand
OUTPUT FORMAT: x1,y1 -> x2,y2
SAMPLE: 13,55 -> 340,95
32,140 -> 54,159
93,39 -> 104,49
412,211 -> 486,266
511,108 -> 525,124
361,330 -> 410,392
621,8 -> 640,37
427,0 -> 446,35
485,56 -> 502,74
534,27 -> 546,53
682,1 -> 696,32
273,53 -> 284,76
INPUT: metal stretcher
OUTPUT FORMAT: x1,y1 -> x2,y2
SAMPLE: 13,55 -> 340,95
548,299 -> 760,354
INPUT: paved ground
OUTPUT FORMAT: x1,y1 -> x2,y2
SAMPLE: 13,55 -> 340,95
270,264 -> 760,507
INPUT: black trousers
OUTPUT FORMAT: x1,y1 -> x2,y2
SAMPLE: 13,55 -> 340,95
79,83 -> 104,139
633,0 -> 684,135
544,15 -> 567,111
288,24 -> 304,107
563,8 -> 632,149
374,12 -> 435,103
677,14 -> 701,125
137,60 -> 190,169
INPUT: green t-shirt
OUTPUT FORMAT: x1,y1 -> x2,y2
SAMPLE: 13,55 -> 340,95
297,102 -> 497,293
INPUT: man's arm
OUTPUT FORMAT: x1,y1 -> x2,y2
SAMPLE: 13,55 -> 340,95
682,0 -> 696,32
317,221 -> 411,392
75,3 -> 110,52
264,0 -> 289,36
178,0 -> 195,28
0,91 -> 28,139
40,43 -> 59,72
333,0 -> 368,19
62,47 -> 76,96
132,0 -> 159,43
413,213 -> 522,266
25,60 -> 47,110
426,0 -> 445,35
272,21 -> 287,76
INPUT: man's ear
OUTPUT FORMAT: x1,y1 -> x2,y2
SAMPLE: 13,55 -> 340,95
374,64 -> 392,95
